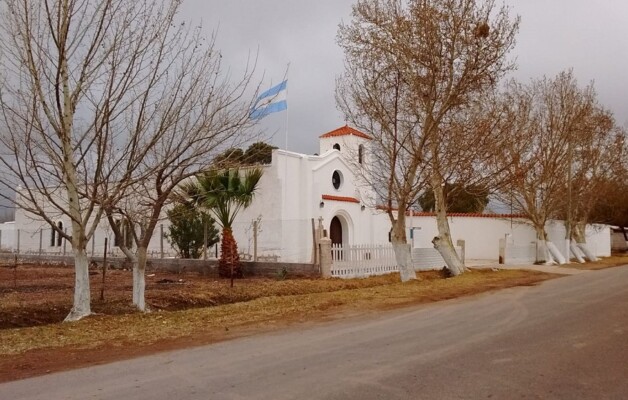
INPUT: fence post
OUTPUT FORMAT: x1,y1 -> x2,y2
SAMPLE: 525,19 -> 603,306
456,239 -> 466,265
17,229 -> 20,254
63,228 -> 67,255
0,229 -> 3,251
498,238 -> 506,264
310,218 -> 316,264
101,237 -> 108,301
160,224 -> 164,259
38,229 -> 42,257
319,237 -> 332,278
253,219 -> 258,262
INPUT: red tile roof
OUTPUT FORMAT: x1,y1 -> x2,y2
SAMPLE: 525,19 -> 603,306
322,194 -> 361,204
319,125 -> 372,140
408,212 -> 529,219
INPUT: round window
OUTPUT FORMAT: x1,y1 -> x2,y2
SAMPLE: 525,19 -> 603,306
332,170 -> 343,190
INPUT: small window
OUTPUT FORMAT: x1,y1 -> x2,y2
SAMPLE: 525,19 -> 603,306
358,144 -> 364,164
333,143 -> 341,151
332,170 -> 343,190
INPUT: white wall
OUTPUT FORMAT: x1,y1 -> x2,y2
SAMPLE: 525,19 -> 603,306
13,189 -> 172,257
407,215 -> 536,261
230,148 -> 386,263
583,224 -> 611,257
405,215 -> 611,262
8,141 -> 612,265
0,221 -> 16,251
546,220 -> 611,258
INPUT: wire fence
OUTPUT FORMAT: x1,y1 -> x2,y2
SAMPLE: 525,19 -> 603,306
231,218 -> 315,263
0,224 -> 177,258
1,217 -> 318,264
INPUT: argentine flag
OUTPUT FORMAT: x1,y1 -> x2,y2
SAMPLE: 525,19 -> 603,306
250,80 -> 287,120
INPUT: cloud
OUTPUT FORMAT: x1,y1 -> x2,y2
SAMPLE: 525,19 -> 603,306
183,0 -> 628,152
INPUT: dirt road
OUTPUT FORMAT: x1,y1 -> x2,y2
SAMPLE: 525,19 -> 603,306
2,265 -> 627,399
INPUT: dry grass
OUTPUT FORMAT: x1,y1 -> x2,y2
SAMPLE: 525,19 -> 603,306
564,254 -> 628,270
0,267 -> 412,329
0,269 -> 555,357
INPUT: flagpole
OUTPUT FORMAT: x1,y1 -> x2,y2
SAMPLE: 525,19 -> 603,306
285,63 -> 290,151
282,64 -> 290,265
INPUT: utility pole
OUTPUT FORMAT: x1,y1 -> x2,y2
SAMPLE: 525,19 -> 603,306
565,133 -> 573,262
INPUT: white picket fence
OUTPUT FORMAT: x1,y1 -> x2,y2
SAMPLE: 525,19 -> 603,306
331,244 -> 397,278
330,244 -> 464,278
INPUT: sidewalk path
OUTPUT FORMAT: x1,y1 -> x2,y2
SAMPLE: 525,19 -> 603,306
467,260 -> 592,275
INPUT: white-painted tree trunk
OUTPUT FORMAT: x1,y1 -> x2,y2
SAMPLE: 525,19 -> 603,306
573,223 -> 597,262
432,235 -> 464,275
390,209 -> 416,282
132,247 -> 148,311
546,241 -> 566,264
563,239 -> 572,263
431,175 -> 465,276
536,239 -> 555,265
60,42 -> 93,322
570,240 -> 586,263
393,243 -> 415,282
64,247 -> 91,321
577,243 -> 598,262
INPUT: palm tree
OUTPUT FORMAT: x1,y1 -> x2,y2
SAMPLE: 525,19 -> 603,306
185,168 -> 263,281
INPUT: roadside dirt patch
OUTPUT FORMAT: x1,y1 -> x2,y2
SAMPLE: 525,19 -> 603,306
0,264 -> 403,329
0,265 -> 557,383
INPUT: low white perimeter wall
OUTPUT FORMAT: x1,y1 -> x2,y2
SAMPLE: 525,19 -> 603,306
546,220 -> 611,258
409,216 -> 536,261
412,246 -> 464,271
408,216 -> 611,262
0,222 -> 16,251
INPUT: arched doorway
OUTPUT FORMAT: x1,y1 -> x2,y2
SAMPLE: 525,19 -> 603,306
330,216 -> 343,260
330,216 -> 343,246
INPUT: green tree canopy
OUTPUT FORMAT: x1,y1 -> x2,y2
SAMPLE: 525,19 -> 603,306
213,148 -> 245,168
242,142 -> 277,165
166,202 -> 219,259
184,168 -> 263,280
213,142 -> 277,168
418,183 -> 489,213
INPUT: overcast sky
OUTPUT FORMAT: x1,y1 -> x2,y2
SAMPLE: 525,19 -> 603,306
180,0 -> 628,154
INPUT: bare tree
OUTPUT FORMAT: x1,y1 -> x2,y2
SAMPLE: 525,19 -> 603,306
557,108 -> 623,261
337,0 -> 519,278
589,157 -> 628,246
493,71 -> 602,264
102,46 -> 260,310
0,0 -> 259,319
0,0 -> 133,320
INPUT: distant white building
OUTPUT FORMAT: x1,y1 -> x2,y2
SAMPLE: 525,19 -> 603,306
5,125 -> 612,265
230,125 -> 390,262
8,125 -> 388,261
0,221 -> 15,251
